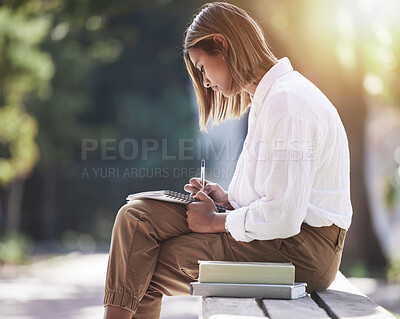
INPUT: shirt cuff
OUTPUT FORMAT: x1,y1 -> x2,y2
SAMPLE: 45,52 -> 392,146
226,206 -> 252,242
227,191 -> 240,210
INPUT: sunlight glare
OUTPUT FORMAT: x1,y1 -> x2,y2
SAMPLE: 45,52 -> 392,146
397,166 -> 400,183
336,9 -> 355,41
336,41 -> 356,70
51,22 -> 69,41
394,146 -> 400,165
363,74 -> 383,96
374,22 -> 392,46
377,48 -> 397,70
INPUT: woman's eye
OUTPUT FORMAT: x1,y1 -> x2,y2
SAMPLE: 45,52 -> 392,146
200,66 -> 204,73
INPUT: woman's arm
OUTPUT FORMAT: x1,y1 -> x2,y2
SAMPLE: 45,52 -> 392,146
185,191 -> 228,233
227,113 -> 322,242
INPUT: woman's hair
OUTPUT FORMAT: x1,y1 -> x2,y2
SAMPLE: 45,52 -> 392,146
183,2 -> 277,131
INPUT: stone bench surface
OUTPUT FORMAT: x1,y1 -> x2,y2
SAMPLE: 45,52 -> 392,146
201,272 -> 397,319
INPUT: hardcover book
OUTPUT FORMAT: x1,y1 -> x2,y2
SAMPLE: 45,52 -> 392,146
198,261 -> 295,285
190,282 -> 307,299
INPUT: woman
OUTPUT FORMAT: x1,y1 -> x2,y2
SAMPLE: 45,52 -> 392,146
103,2 -> 352,319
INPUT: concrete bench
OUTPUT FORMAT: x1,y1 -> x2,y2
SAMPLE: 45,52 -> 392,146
200,271 -> 398,319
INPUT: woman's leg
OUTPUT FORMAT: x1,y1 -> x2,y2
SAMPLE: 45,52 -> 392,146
103,199 -> 191,318
130,222 -> 346,319
104,198 -> 346,318
131,232 -> 237,319
103,306 -> 132,319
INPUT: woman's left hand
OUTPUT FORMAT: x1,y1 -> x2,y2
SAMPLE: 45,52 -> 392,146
186,191 -> 227,233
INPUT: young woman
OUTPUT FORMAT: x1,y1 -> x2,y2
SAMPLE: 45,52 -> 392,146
103,2 -> 352,319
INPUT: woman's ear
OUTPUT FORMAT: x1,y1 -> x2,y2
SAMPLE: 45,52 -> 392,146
213,34 -> 228,52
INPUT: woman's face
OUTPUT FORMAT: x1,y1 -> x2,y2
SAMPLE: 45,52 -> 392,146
189,48 -> 232,96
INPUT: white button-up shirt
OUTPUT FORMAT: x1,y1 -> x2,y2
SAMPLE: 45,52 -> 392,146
226,57 -> 353,242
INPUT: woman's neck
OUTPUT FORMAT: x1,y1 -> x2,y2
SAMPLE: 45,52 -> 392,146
244,83 -> 258,97
244,64 -> 272,97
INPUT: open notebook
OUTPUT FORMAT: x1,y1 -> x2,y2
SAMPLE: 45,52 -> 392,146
126,190 -> 227,212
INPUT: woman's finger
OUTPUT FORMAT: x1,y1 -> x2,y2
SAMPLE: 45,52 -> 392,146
204,182 -> 218,193
189,177 -> 202,187
184,184 -> 198,194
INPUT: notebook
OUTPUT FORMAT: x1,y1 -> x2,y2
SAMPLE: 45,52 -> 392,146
190,282 -> 307,299
126,190 -> 227,212
198,261 -> 295,285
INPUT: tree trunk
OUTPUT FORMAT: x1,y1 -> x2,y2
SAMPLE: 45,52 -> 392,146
41,167 -> 57,239
5,177 -> 25,234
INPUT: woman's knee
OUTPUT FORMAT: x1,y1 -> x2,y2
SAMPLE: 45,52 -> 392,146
114,199 -> 164,227
112,201 -> 143,230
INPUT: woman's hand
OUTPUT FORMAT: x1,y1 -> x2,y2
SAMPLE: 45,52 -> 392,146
184,178 -> 233,209
186,191 -> 227,233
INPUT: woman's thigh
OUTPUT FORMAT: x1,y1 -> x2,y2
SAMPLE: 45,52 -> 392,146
149,231 -> 290,295
147,222 -> 343,294
113,199 -> 191,241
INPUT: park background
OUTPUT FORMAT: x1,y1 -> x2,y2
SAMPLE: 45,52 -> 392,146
0,0 -> 400,317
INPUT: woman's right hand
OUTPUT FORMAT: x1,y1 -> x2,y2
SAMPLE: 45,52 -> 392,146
184,178 -> 233,209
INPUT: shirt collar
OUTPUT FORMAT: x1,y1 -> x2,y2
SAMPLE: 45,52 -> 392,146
251,57 -> 294,113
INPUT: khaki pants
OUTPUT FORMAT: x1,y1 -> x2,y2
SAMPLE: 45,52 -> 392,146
104,199 -> 346,319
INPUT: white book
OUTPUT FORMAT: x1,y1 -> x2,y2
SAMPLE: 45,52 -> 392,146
126,190 -> 227,212
190,282 -> 307,299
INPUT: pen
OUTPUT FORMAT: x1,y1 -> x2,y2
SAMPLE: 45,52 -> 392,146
201,159 -> 205,189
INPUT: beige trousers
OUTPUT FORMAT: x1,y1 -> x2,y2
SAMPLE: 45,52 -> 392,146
104,199 -> 346,319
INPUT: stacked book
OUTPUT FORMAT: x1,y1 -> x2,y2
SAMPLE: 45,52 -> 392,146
190,261 -> 307,299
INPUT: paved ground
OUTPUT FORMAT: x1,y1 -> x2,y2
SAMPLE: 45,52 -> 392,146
0,253 -> 199,319
0,253 -> 399,318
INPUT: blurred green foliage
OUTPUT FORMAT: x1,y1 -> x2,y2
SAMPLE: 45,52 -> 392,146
335,1 -> 400,104
0,105 -> 38,184
0,231 -> 33,264
0,1 -> 56,185
1,0 -> 203,241
344,260 -> 371,278
387,257 -> 400,283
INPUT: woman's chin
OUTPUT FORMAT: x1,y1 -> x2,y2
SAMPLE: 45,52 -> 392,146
218,87 -> 232,97
222,89 -> 238,98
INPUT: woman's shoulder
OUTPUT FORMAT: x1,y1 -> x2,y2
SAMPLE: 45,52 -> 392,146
263,72 -> 338,126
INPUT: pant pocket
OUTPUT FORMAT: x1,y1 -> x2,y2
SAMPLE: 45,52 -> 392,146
335,228 -> 346,252
279,227 -> 308,252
